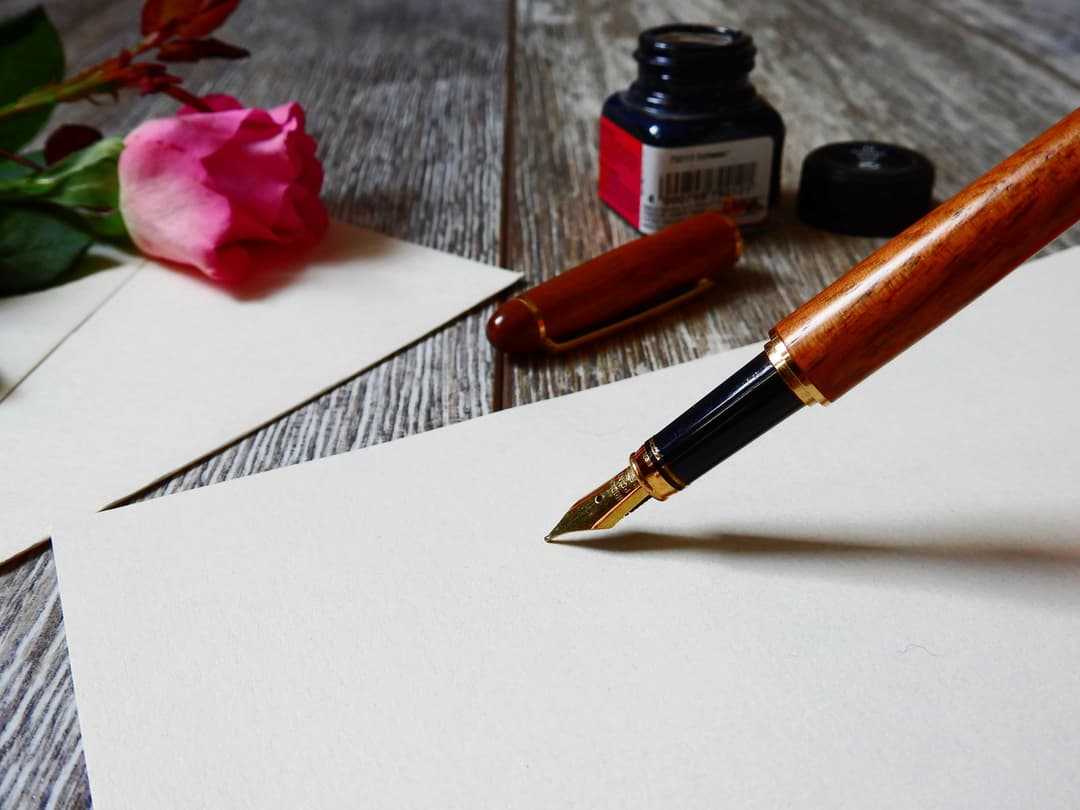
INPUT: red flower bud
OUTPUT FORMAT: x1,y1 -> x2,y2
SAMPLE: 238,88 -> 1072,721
119,95 -> 328,282
140,0 -> 240,38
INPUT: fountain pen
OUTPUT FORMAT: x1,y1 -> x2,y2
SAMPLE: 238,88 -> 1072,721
547,106 -> 1080,541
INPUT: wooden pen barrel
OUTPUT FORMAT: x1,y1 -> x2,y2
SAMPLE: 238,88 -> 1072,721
772,107 -> 1080,403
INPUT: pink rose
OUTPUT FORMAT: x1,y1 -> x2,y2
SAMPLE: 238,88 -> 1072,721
118,94 -> 329,281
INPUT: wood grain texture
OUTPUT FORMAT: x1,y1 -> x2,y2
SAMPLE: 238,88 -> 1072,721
503,0 -> 1080,408
775,107 -> 1080,401
0,0 -> 1078,806
0,0 -> 507,806
920,0 -> 1080,87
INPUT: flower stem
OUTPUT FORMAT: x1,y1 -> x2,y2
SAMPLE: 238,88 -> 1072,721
0,147 -> 45,171
0,31 -> 166,125
164,86 -> 213,111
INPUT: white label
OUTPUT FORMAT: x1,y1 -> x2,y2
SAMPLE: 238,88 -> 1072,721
638,136 -> 774,233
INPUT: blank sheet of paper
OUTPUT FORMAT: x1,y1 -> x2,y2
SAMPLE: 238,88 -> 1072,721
0,252 -> 136,402
54,247 -> 1080,809
1,221 -> 518,562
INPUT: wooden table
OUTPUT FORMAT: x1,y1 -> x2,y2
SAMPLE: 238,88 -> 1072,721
1,0 -> 1076,804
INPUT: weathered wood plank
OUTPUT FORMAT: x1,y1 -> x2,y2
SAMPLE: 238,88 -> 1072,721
0,0 -> 508,805
919,0 -> 1080,84
503,0 -> 1079,408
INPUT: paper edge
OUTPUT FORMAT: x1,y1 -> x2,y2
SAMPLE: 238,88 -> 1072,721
0,261 -> 144,404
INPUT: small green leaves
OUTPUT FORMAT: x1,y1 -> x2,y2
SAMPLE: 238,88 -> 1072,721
0,139 -> 128,294
0,1 -> 253,294
0,137 -> 124,209
0,6 -> 64,152
0,205 -> 92,295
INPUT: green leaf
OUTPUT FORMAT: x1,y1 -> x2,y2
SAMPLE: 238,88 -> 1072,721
0,6 -> 65,152
0,204 -> 92,295
79,207 -> 130,240
0,137 -> 123,209
0,141 -> 128,246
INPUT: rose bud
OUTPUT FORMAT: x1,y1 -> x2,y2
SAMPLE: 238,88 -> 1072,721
118,94 -> 328,281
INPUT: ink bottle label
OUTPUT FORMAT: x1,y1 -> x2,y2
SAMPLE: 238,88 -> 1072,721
600,117 -> 773,232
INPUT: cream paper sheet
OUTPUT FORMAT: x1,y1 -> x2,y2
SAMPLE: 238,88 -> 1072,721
54,246 -> 1080,809
0,249 -> 136,402
2,221 -> 518,562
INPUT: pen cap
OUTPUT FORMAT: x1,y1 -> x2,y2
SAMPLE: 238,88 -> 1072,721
487,210 -> 742,353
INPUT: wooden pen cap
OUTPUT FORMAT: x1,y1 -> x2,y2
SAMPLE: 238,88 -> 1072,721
487,210 -> 742,353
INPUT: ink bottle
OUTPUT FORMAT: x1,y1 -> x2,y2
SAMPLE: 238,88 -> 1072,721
599,24 -> 785,233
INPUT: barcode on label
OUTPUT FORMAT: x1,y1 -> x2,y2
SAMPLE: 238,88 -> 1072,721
659,162 -> 757,202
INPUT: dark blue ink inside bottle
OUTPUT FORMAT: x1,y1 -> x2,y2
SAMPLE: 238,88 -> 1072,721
599,25 -> 785,233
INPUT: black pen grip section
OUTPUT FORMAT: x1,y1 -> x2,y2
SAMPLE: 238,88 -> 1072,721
650,352 -> 803,485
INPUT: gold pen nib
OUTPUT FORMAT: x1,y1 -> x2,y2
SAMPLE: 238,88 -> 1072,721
545,465 -> 652,542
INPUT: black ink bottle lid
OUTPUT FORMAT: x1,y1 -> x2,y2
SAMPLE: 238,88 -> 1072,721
797,141 -> 935,236
599,24 -> 785,234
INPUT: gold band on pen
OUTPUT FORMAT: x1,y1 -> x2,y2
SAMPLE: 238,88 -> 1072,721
513,294 -> 551,347
630,440 -> 683,500
764,333 -> 829,406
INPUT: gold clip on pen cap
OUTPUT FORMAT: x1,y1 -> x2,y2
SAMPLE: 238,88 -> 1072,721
486,210 -> 743,354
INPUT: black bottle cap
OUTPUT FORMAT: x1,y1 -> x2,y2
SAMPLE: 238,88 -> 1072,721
797,142 -> 934,236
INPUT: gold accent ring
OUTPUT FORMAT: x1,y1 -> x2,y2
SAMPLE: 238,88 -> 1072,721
764,333 -> 829,406
513,294 -> 552,349
630,442 -> 682,500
